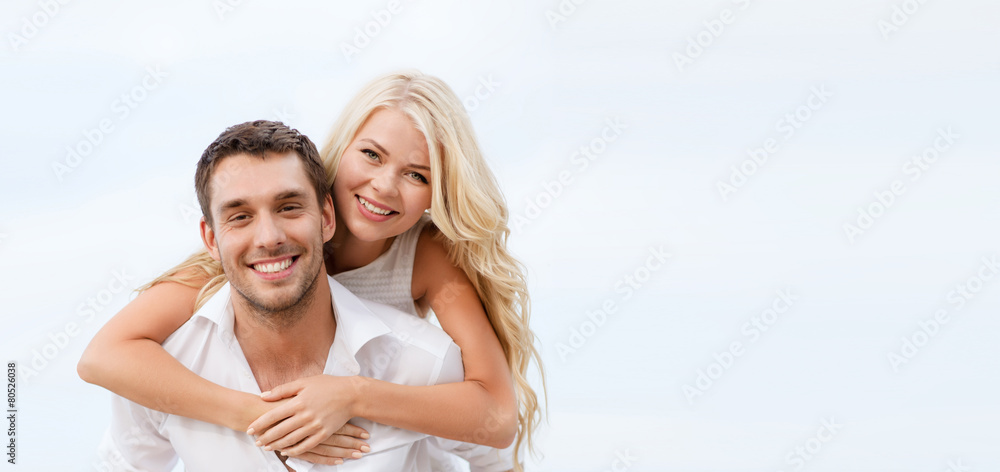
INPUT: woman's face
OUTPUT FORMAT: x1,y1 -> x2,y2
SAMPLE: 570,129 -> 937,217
332,107 -> 433,242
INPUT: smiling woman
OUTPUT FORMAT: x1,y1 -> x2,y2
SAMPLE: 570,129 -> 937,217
330,107 -> 433,269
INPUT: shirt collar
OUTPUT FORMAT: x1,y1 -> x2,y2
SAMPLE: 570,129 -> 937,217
192,282 -> 236,343
326,275 -> 392,374
192,277 -> 393,371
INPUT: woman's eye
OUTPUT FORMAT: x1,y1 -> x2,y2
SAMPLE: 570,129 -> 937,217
407,171 -> 428,184
363,149 -> 380,161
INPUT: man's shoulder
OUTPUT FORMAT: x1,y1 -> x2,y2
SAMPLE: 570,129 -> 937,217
327,275 -> 457,360
160,284 -> 231,365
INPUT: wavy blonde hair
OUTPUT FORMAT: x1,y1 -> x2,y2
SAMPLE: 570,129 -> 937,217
148,71 -> 545,468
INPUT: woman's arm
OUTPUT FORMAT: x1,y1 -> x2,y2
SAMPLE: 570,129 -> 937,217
252,227 -> 518,454
357,226 -> 518,446
77,280 -> 267,431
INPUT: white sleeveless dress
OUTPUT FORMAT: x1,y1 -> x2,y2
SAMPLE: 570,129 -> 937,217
332,215 -> 517,471
333,215 -> 430,317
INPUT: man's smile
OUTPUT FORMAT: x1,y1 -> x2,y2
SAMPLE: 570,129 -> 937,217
248,255 -> 299,280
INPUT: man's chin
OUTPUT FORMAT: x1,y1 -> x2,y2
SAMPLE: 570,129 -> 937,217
240,272 -> 320,313
246,290 -> 306,312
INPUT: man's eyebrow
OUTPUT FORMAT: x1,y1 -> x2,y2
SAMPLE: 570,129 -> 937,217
359,138 -> 390,157
217,190 -> 309,214
218,198 -> 247,213
275,190 -> 309,201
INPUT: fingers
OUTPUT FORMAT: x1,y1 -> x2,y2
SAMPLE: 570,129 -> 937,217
285,442 -> 366,464
271,428 -> 325,457
319,433 -> 370,452
281,449 -> 370,466
288,451 -> 345,466
335,423 -> 370,440
247,404 -> 295,436
254,417 -> 305,449
285,441 -> 367,460
261,379 -> 302,401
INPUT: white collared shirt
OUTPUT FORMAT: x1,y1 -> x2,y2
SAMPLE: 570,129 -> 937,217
97,276 -> 513,472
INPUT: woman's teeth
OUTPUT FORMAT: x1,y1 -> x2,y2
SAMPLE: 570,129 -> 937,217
359,196 -> 392,215
253,258 -> 292,273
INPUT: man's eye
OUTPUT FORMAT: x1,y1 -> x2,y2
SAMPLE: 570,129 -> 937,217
229,214 -> 249,222
280,205 -> 300,212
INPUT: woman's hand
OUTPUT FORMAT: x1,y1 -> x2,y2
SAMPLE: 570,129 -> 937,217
248,374 -> 364,455
282,423 -> 372,465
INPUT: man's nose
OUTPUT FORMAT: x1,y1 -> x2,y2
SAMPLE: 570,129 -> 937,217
254,213 -> 286,248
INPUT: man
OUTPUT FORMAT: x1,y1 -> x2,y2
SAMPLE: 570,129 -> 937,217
97,121 -> 509,471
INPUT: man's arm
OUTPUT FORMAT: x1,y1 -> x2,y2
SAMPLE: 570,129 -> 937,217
97,395 -> 178,472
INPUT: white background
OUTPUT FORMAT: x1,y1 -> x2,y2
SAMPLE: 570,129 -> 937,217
2,0 -> 999,470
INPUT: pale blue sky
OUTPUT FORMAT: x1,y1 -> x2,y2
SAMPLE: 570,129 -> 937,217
2,1 -> 999,470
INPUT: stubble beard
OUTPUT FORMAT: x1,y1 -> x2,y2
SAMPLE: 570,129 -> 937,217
226,245 -> 325,331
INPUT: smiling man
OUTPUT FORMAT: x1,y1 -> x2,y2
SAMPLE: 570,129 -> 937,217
97,121 -> 507,471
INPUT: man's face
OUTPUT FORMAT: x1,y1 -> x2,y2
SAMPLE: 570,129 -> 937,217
200,152 -> 335,318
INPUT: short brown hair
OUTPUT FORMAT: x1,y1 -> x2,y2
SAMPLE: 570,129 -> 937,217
195,120 -> 327,227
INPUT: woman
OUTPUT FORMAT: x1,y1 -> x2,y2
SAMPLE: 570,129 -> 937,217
78,70 -> 544,469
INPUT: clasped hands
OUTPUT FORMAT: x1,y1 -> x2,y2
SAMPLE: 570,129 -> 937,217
245,374 -> 370,466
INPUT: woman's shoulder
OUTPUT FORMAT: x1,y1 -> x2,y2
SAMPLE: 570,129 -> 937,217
414,217 -> 450,262
407,213 -> 436,242
413,218 -> 468,294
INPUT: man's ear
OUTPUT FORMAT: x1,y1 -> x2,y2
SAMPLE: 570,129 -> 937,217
200,217 -> 222,261
321,194 -> 336,244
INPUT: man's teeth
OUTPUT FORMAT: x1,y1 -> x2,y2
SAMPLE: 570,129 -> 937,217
253,258 -> 292,274
359,196 -> 392,215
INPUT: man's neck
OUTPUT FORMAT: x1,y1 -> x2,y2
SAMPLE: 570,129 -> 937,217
232,275 -> 336,392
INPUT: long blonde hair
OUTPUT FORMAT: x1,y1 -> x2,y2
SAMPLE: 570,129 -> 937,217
150,71 -> 545,468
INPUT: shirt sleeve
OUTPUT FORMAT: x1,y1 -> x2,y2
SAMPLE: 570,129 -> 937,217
96,396 -> 179,472
436,341 -> 465,384
428,343 -> 517,472
426,437 -> 517,472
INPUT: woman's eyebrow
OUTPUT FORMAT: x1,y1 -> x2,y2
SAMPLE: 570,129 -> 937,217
359,137 -> 428,170
359,138 -> 389,157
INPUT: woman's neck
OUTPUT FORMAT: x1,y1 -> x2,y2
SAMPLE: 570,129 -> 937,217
327,222 -> 395,274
